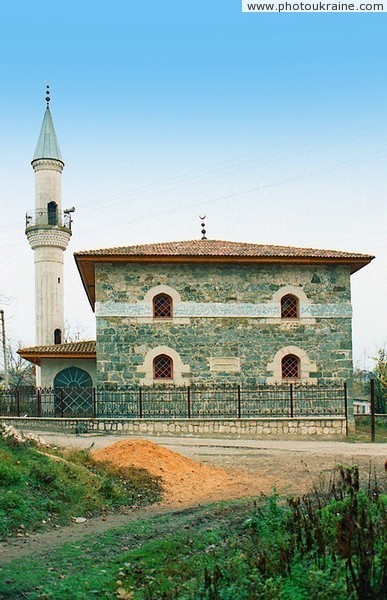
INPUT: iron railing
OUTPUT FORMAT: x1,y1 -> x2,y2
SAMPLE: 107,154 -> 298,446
25,208 -> 72,230
0,383 -> 347,420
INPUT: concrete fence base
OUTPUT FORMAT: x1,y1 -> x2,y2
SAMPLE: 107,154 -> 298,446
1,416 -> 349,439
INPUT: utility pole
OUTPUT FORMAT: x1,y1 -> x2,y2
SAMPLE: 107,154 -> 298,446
0,309 -> 9,387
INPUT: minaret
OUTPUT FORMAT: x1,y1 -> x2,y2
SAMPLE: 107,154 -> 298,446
26,86 -> 74,348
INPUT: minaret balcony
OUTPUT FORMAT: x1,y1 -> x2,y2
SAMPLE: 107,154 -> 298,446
25,208 -> 73,233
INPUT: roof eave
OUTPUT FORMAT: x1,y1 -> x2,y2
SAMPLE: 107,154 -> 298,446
18,350 -> 96,366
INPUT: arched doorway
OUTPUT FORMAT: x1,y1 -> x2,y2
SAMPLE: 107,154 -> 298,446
54,366 -> 93,416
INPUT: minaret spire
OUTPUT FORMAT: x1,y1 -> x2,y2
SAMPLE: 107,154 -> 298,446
32,84 -> 63,164
26,88 -> 73,353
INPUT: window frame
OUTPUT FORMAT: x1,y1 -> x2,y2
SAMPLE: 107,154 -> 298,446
153,293 -> 173,319
54,328 -> 62,345
47,201 -> 58,226
281,354 -> 301,380
153,354 -> 174,380
280,294 -> 299,319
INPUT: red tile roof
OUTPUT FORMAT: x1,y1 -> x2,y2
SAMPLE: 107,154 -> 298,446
18,340 -> 96,365
74,239 -> 374,309
75,239 -> 373,260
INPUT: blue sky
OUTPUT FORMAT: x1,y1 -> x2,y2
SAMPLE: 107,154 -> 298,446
0,1 -> 386,368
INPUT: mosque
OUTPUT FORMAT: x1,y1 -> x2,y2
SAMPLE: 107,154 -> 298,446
18,93 -> 374,402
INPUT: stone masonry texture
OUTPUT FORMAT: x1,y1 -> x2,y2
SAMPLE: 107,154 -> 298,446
95,262 -> 353,389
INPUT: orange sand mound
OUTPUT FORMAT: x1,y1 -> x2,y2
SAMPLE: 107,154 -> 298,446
93,438 -> 278,507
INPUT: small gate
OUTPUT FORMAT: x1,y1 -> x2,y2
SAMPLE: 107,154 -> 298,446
54,367 -> 93,416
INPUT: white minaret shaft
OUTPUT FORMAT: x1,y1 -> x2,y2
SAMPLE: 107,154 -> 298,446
26,89 -> 72,347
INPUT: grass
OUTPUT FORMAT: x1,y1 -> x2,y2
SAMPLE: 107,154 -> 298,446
0,429 -> 163,539
0,467 -> 385,600
350,418 -> 387,442
1,501 -> 248,599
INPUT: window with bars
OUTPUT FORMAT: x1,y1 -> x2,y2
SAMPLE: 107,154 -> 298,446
153,293 -> 173,318
281,354 -> 300,379
281,294 -> 299,319
153,354 -> 173,380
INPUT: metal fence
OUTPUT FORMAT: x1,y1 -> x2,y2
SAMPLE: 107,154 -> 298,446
0,383 -> 347,419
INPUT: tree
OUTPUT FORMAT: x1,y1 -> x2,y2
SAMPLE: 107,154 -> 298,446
373,348 -> 387,413
353,367 -> 372,399
353,348 -> 387,413
64,320 -> 93,343
3,340 -> 35,388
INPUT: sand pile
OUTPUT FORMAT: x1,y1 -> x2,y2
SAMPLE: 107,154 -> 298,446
93,438 -> 277,507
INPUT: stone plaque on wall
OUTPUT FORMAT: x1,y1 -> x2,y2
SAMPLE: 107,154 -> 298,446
209,357 -> 241,373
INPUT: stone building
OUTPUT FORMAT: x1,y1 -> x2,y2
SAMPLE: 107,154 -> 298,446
18,95 -> 374,396
72,240 -> 372,388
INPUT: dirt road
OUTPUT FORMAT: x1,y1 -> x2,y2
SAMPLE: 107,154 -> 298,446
25,429 -> 387,493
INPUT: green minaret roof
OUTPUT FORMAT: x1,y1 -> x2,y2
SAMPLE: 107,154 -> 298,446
32,106 -> 64,164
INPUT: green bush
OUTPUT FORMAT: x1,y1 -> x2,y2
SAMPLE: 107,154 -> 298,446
142,467 -> 386,600
0,435 -> 163,539
0,462 -> 23,486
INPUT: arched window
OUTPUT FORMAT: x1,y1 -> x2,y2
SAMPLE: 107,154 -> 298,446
153,355 -> 173,380
281,294 -> 299,319
281,354 -> 300,379
153,293 -> 172,318
47,201 -> 58,225
137,345 -> 190,385
54,328 -> 62,344
54,366 -> 93,388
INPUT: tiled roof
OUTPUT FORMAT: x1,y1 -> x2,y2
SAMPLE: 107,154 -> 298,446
74,239 -> 374,309
75,239 -> 372,260
18,340 -> 96,365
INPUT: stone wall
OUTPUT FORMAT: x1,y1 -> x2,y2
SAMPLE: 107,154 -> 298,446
2,416 -> 348,439
94,262 -> 353,391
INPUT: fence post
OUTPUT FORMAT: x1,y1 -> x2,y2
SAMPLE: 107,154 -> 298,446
343,382 -> 348,438
289,383 -> 294,418
60,388 -> 64,418
370,379 -> 376,442
16,390 -> 20,417
139,387 -> 143,419
237,385 -> 241,419
187,386 -> 191,418
92,388 -> 97,418
37,388 -> 41,417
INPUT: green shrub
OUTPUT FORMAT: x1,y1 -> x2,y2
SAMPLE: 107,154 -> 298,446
0,435 -> 163,539
188,467 -> 386,600
0,462 -> 22,486
29,462 -> 58,486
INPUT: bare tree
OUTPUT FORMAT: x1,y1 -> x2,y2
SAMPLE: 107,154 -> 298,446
5,341 -> 35,388
64,320 -> 93,343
